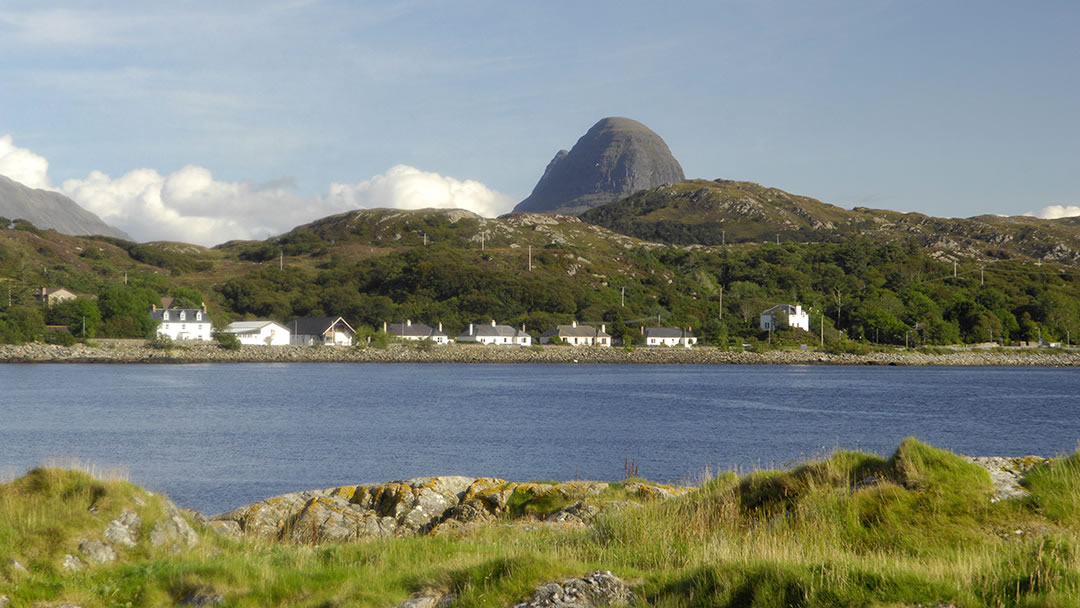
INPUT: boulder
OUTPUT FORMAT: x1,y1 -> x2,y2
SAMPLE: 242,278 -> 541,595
78,538 -> 116,564
150,502 -> 199,550
104,510 -> 141,548
509,571 -> 634,608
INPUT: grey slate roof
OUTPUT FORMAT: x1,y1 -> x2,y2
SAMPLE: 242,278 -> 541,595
540,324 -> 610,338
225,321 -> 289,335
457,322 -> 528,341
388,322 -> 447,339
150,308 -> 210,323
762,304 -> 799,316
644,327 -> 694,339
288,316 -> 355,336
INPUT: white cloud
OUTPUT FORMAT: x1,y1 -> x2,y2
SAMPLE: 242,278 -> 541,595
0,135 -> 51,190
1025,205 -> 1080,220
4,135 -> 514,246
326,165 -> 514,218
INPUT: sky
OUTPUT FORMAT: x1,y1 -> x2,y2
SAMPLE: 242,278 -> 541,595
1,0 -> 1078,246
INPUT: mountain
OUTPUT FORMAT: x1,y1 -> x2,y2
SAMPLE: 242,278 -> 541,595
580,178 -> 1080,264
512,117 -> 685,215
0,174 -> 130,239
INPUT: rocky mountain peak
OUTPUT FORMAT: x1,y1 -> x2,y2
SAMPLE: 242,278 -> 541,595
513,117 -> 685,215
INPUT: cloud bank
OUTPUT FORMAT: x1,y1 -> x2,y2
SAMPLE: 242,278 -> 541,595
1026,205 -> 1080,220
0,135 -> 514,246
0,135 -> 51,190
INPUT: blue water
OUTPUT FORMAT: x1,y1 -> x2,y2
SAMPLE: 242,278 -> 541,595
1,363 -> 1077,515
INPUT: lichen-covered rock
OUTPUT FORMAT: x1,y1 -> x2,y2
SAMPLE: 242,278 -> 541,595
965,456 -> 1048,502
392,591 -> 455,608
286,496 -> 397,543
61,554 -> 83,571
216,489 -> 334,538
151,502 -> 199,550
545,502 -> 600,526
207,520 -> 242,538
509,570 -> 634,608
104,510 -> 141,548
622,481 -> 692,500
78,538 -> 116,564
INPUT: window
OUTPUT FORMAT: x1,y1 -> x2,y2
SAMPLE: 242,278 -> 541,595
180,311 -> 186,321
196,312 -> 202,321
163,312 -> 169,321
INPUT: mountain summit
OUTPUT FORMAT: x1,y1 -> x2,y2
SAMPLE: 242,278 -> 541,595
513,117 -> 685,215
0,174 -> 130,239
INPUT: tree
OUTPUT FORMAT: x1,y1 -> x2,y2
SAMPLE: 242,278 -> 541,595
0,305 -> 46,344
46,298 -> 102,339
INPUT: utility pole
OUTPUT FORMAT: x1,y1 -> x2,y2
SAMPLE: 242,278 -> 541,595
620,286 -> 625,307
722,230 -> 725,246
423,233 -> 428,246
718,285 -> 723,321
280,250 -> 283,271
528,245 -> 532,271
980,265 -> 984,286
481,232 -> 485,252
776,233 -> 780,245
953,260 -> 957,278
124,270 -> 128,285
820,313 -> 824,348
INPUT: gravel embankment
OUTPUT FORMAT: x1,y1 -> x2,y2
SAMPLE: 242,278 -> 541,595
2,342 -> 1078,366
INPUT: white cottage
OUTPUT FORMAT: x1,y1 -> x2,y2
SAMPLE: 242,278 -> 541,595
539,321 -> 611,346
760,304 -> 810,332
643,327 -> 697,347
224,320 -> 291,346
457,320 -> 532,346
151,305 -> 212,341
385,320 -> 450,344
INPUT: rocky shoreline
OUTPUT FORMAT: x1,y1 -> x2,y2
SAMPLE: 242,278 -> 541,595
1,341 -> 1079,366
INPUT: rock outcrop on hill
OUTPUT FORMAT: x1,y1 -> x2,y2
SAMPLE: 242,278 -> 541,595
513,117 -> 685,216
0,174 -> 130,239
211,476 -> 690,544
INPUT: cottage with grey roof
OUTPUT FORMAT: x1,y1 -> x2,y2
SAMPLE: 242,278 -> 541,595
385,320 -> 449,344
643,327 -> 696,347
457,320 -> 532,346
151,304 -> 212,341
760,304 -> 810,332
289,316 -> 355,346
539,321 -> 611,346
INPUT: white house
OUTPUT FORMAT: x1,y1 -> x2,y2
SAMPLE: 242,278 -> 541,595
152,305 -> 212,341
539,321 -> 611,346
224,321 -> 291,346
385,320 -> 450,344
457,320 -> 532,346
760,304 -> 810,332
35,287 -> 78,307
643,327 -> 697,347
289,316 -> 355,346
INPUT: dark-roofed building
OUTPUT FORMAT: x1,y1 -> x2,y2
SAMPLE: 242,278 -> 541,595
539,321 -> 611,346
760,304 -> 809,332
457,320 -> 532,346
289,316 -> 355,346
643,327 -> 697,347
385,320 -> 450,344
151,305 -> 212,341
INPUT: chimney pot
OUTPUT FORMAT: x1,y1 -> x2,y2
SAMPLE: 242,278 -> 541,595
407,319 -> 411,327
491,319 -> 496,327
572,320 -> 577,328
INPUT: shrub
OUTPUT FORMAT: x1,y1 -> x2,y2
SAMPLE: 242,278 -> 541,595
213,331 -> 242,351
147,334 -> 175,350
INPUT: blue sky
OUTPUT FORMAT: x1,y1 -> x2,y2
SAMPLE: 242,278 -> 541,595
1,1 -> 1078,245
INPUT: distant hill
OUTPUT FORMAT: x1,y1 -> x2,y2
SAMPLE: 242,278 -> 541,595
0,174 -> 130,239
580,178 -> 1080,264
513,117 -> 685,215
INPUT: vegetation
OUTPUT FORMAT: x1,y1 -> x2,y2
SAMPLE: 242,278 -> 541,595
1,207 -> 1079,348
3,439 -> 1080,606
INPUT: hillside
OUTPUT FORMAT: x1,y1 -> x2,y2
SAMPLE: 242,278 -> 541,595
580,179 -> 1080,264
3,206 -> 1080,350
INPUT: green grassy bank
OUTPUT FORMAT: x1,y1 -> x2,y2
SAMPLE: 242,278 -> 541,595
3,439 -> 1079,607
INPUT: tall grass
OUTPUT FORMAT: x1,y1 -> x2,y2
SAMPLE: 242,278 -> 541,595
3,440 -> 1080,607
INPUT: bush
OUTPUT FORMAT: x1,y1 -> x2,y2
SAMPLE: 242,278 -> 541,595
147,334 -> 175,350
213,331 -> 242,351
44,329 -> 77,346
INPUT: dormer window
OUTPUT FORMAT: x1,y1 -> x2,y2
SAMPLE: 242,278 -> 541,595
196,312 -> 202,321
163,311 -> 169,321
180,311 -> 186,321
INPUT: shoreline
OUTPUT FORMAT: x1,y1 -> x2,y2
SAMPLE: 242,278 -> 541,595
2,341 -> 1079,366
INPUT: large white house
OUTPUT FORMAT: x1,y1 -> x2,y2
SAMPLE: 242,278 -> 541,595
539,321 -> 611,346
151,305 -> 212,341
643,327 -> 697,347
760,304 -> 810,332
223,321 -> 291,346
385,320 -> 450,345
289,316 -> 355,346
457,320 -> 532,346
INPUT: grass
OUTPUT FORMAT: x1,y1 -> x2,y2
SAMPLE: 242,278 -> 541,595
3,439 -> 1080,607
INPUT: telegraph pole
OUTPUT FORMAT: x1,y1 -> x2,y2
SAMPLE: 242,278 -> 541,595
528,246 -> 532,271
718,285 -> 723,320
621,286 -> 625,307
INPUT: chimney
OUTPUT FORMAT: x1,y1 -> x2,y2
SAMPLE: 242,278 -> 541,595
601,324 -> 606,334
469,323 -> 474,335
152,304 -> 157,312
438,321 -> 442,332
640,326 -> 644,335
572,320 -> 577,328
491,319 -> 497,327
201,302 -> 207,313
383,321 -> 387,333
407,319 -> 411,327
